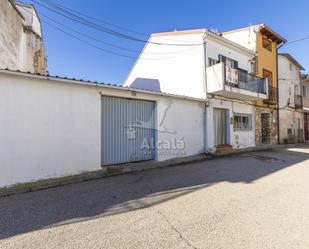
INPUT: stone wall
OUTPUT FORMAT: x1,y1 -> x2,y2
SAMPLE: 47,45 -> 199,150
255,106 -> 278,146
0,0 -> 46,74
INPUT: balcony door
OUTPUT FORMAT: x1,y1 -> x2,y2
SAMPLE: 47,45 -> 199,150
213,108 -> 229,146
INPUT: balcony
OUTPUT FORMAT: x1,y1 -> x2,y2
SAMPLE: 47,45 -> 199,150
207,63 -> 268,101
294,95 -> 303,109
264,87 -> 277,104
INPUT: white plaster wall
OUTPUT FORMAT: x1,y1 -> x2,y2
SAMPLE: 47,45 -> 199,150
222,26 -> 258,51
124,34 -> 206,99
278,55 -> 303,143
278,55 -> 301,107
0,74 -> 102,187
205,35 -> 254,71
0,0 -> 24,70
0,72 -> 205,187
206,98 -> 255,152
155,97 -> 204,161
0,0 -> 45,74
279,109 -> 303,143
124,32 -> 254,100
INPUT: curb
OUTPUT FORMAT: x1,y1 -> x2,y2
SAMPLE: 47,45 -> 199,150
0,143 -> 307,198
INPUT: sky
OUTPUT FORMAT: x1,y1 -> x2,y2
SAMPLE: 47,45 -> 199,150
23,0 -> 309,85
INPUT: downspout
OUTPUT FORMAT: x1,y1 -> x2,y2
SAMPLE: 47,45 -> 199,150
276,43 -> 284,145
276,48 -> 280,144
202,33 -> 208,153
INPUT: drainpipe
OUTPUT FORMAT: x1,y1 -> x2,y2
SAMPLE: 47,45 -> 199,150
276,43 -> 285,145
202,34 -> 208,153
276,47 -> 280,144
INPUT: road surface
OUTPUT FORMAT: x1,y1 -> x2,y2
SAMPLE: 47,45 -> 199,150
1,145 -> 309,248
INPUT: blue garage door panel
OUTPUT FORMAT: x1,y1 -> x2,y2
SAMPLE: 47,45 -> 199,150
102,96 -> 155,166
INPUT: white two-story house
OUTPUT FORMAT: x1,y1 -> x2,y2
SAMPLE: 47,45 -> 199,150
278,53 -> 304,143
124,29 -> 268,153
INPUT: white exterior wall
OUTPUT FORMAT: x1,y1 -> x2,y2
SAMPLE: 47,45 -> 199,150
0,0 -> 46,74
206,98 -> 255,152
124,33 -> 206,99
205,35 -> 254,70
222,26 -> 258,51
278,55 -> 303,143
0,72 -> 204,187
124,32 -> 255,100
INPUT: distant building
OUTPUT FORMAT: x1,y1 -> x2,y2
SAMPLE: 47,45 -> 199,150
278,53 -> 304,143
0,0 -> 46,74
301,74 -> 309,141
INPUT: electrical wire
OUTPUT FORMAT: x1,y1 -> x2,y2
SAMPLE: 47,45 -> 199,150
19,5 -> 200,60
39,0 -> 202,43
284,36 -> 309,46
41,19 -> 199,60
30,0 -> 203,47
42,0 -> 149,37
38,12 -> 198,55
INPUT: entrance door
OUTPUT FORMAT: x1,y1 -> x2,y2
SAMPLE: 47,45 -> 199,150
213,108 -> 229,146
261,113 -> 271,144
304,113 -> 309,141
101,96 -> 155,166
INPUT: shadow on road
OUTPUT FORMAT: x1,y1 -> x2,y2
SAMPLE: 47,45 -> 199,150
1,146 -> 309,239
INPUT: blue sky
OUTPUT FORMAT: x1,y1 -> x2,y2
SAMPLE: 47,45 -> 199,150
24,0 -> 309,84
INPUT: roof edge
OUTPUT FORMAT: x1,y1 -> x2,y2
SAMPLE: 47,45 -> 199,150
0,68 -> 205,102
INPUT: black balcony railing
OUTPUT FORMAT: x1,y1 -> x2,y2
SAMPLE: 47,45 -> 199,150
224,67 -> 267,94
264,87 -> 277,104
294,95 -> 303,108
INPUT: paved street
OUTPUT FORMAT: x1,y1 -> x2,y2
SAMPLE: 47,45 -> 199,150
1,145 -> 309,249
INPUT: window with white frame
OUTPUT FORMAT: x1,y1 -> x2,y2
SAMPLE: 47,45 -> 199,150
234,114 -> 252,131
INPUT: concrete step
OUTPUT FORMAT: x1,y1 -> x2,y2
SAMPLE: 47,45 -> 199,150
215,145 -> 237,155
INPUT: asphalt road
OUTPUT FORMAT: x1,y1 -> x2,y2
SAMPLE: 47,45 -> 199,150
1,145 -> 309,249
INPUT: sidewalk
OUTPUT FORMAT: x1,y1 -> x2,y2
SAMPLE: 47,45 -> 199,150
0,143 -> 307,197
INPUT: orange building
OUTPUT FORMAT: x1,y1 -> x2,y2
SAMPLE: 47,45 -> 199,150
223,24 -> 287,145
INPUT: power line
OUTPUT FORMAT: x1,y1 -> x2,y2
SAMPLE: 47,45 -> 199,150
39,12 -> 197,55
19,5 -> 199,60
284,36 -> 309,46
40,0 -> 199,43
41,19 -> 197,60
41,0 -> 149,37
30,0 -> 203,47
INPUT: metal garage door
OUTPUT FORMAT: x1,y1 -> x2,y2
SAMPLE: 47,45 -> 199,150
101,96 -> 156,166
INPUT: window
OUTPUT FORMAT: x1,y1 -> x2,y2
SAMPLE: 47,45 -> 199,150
234,114 -> 252,131
289,63 -> 293,71
219,55 -> 238,69
208,58 -> 219,67
262,37 -> 272,52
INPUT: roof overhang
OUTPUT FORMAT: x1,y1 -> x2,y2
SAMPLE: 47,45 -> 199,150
259,24 -> 287,45
279,53 -> 305,71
